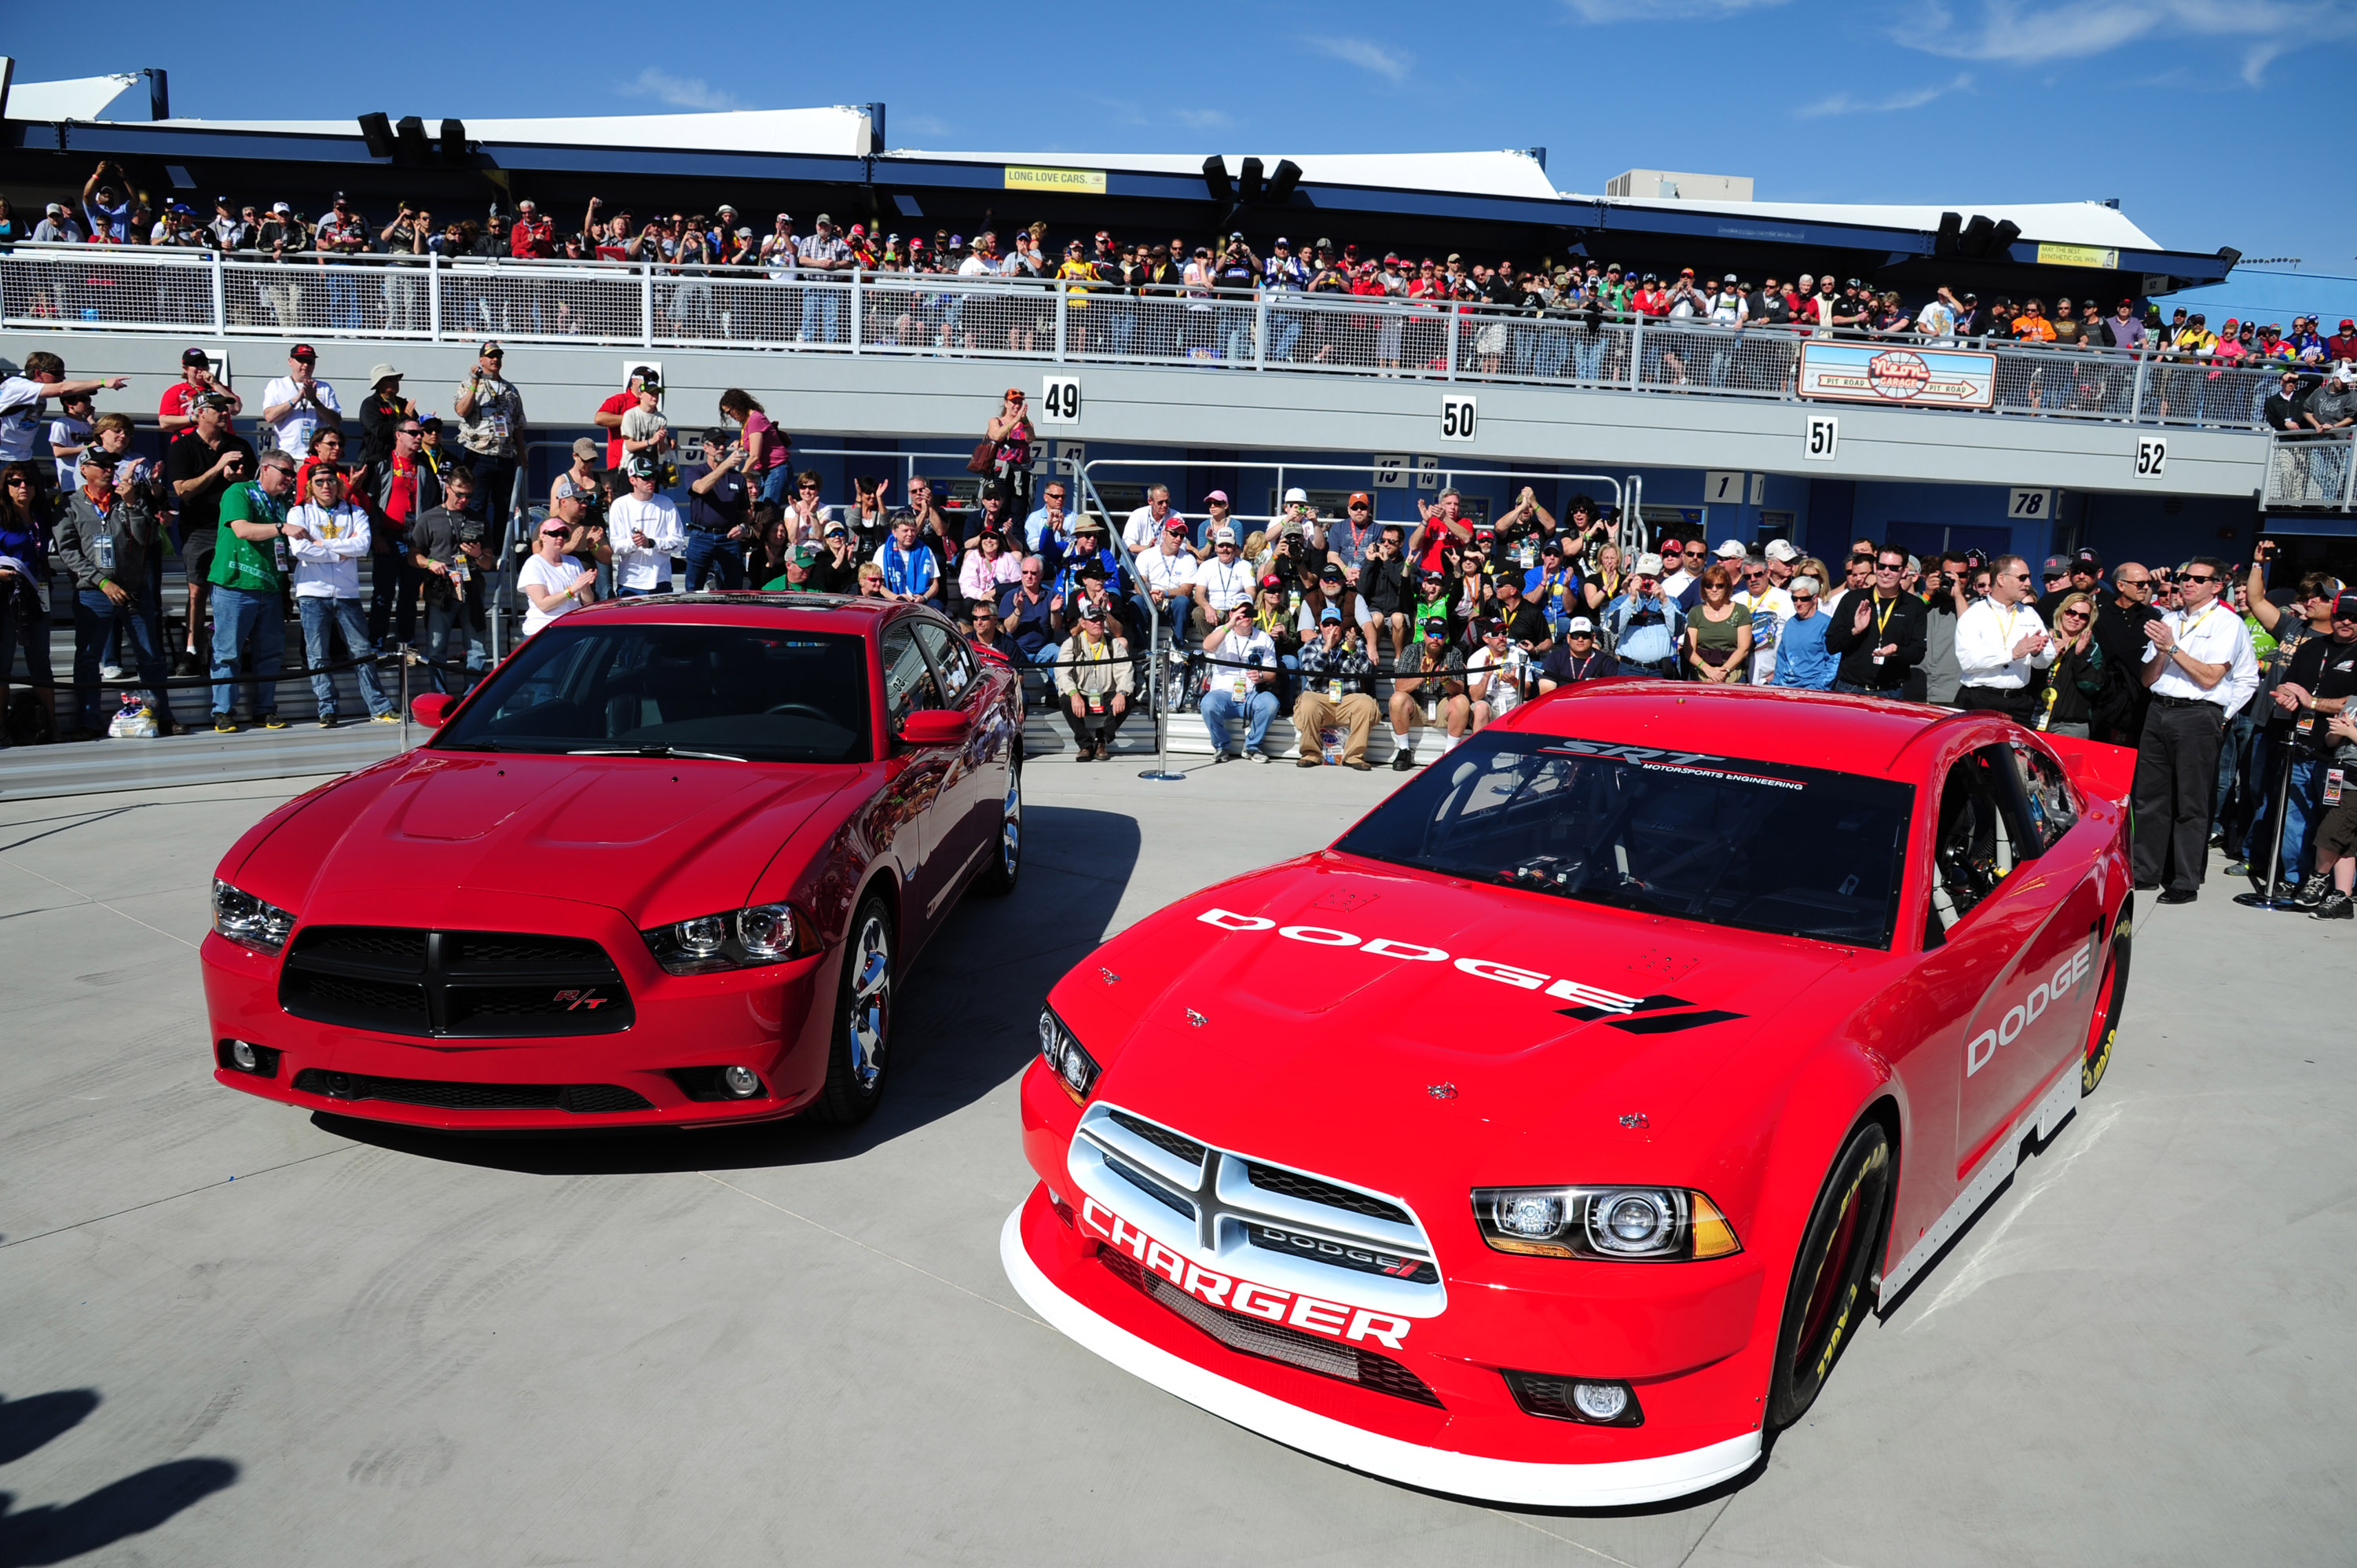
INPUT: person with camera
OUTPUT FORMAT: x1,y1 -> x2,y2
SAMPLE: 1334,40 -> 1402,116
55,449 -> 177,740
1200,599 -> 1280,763
680,427 -> 750,592
164,394 -> 256,677
411,468 -> 492,684
451,342 -> 526,523
519,514 -> 598,638
1292,606 -> 1380,771
1468,617 -> 1538,727
2299,703 -> 2357,921
2133,557 -> 2260,904
2260,592 -> 2357,904
1599,554 -> 1684,676
1054,599 -> 1134,762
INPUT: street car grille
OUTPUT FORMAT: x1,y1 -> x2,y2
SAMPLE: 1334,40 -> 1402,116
290,1069 -> 654,1114
1098,1248 -> 1442,1407
1072,1105 -> 1440,1306
279,925 -> 633,1039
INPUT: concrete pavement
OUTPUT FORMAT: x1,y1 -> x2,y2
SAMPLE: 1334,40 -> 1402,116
0,758 -> 2348,1566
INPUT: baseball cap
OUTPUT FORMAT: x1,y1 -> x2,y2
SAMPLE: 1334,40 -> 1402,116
793,544 -> 821,566
289,343 -> 317,361
1541,540 -> 1563,556
478,340 -> 504,357
1259,574 -> 1283,589
368,363 -> 401,387
625,456 -> 658,479
1164,518 -> 1189,534
2043,554 -> 2072,575
2072,548 -> 2102,570
1764,539 -> 1798,562
77,448 -> 112,471
814,213 -> 834,226
823,521 -> 847,537
1476,617 -> 1505,636
1319,605 -> 1343,624
572,437 -> 604,464
1078,598 -> 1105,619
1422,621 -> 1446,640
1317,562 -> 1344,581
539,518 -> 571,537
1206,489 -> 1230,504
1634,552 -> 1664,576
552,474 -> 595,502
1565,616 -> 1596,635
272,201 -> 292,214
1348,492 -> 1371,507
1212,527 -> 1237,545
2334,593 -> 2357,621
1283,486 -> 1309,504
181,347 -> 210,367
2341,318 -> 2355,330
1723,273 -> 1737,284
1714,540 -> 1745,559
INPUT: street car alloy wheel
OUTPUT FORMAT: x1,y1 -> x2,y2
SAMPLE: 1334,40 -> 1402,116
815,896 -> 895,1125
1767,1122 -> 1894,1428
977,762 -> 1021,896
2080,920 -> 2130,1097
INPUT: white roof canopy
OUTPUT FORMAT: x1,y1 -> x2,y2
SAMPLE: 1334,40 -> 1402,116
4,73 -> 147,122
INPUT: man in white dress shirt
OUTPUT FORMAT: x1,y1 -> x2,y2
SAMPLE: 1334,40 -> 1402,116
2133,555 -> 2260,904
1952,554 -> 2057,720
607,456 -> 683,597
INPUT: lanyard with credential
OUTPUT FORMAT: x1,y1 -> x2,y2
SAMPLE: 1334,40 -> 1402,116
1871,594 -> 1898,664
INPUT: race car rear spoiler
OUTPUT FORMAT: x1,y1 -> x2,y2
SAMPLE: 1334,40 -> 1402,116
2038,730 -> 2136,808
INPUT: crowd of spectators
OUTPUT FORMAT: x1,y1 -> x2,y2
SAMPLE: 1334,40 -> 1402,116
11,164 -> 2357,387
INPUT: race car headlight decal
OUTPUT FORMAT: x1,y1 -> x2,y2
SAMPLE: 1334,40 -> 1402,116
212,878 -> 296,955
1472,1186 -> 1741,1262
1037,1007 -> 1099,1102
640,903 -> 804,976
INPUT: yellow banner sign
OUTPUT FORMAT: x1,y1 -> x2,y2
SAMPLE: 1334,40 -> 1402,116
2036,243 -> 2120,269
1004,166 -> 1108,195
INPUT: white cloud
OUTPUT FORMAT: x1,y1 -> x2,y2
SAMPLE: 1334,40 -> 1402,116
1794,71 -> 1974,118
1301,36 -> 1412,82
895,113 -> 952,138
617,67 -> 741,112
1895,0 -> 2357,68
1174,107 -> 1237,130
1563,0 -> 1786,19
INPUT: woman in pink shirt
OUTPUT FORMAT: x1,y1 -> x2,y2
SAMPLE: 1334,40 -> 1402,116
719,389 -> 792,507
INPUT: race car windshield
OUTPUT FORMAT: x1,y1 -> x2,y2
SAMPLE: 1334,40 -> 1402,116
1333,732 -> 1913,948
433,624 -> 872,764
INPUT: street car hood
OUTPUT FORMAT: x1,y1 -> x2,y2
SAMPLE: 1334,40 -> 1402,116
1059,853 -> 1853,1182
235,749 -> 852,926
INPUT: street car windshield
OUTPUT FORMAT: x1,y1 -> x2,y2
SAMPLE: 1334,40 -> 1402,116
1334,732 -> 1913,948
433,623 -> 872,764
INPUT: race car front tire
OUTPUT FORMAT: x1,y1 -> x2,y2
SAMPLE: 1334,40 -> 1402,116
1766,1121 -> 1894,1429
2080,911 -> 2130,1097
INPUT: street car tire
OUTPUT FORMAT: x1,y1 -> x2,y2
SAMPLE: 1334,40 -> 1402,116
2080,917 -> 2131,1097
1766,1122 -> 1895,1430
976,758 -> 1021,896
812,896 -> 895,1126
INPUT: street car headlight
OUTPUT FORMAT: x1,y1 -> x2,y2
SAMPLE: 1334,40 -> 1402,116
640,903 -> 804,976
1472,1185 -> 1741,1262
212,878 -> 296,955
1037,1007 -> 1100,1102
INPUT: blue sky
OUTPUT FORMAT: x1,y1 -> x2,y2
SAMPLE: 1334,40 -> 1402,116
9,0 -> 2354,320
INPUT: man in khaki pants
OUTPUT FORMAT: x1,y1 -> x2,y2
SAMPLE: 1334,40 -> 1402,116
1293,606 -> 1380,771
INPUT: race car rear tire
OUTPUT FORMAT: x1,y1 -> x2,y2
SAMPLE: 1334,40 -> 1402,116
1766,1122 -> 1893,1430
2080,915 -> 2130,1097
812,895 -> 894,1126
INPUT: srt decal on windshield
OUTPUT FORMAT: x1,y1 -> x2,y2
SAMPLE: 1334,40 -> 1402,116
1197,909 -> 1747,1034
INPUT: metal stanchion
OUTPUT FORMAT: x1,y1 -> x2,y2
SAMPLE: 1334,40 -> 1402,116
2234,735 -> 2301,910
1139,616 -> 1184,782
398,644 -> 412,749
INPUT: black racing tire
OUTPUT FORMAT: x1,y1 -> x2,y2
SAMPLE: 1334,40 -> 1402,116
975,755 -> 1021,896
811,894 -> 894,1126
1766,1121 -> 1894,1430
2080,908 -> 2131,1097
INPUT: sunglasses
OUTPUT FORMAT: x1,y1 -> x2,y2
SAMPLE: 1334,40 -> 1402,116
2180,573 -> 2219,584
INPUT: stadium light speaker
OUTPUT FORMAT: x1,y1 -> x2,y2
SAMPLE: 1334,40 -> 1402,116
1237,156 -> 1265,205
439,119 -> 468,165
1265,159 -> 1303,206
394,115 -> 431,164
1987,218 -> 2022,257
1934,211 -> 1962,256
1959,214 -> 1996,257
1202,156 -> 1233,204
357,112 -> 396,159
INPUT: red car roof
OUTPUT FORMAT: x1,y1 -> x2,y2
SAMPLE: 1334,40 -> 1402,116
562,592 -> 908,635
1497,680 -> 1948,776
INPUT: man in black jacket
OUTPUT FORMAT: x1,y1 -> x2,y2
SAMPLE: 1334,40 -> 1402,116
1823,543 -> 1928,697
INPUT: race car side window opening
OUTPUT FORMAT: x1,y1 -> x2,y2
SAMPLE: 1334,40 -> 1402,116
2007,741 -> 2079,852
881,624 -> 946,731
433,624 -> 873,763
1926,746 -> 2039,940
1332,732 -> 1914,949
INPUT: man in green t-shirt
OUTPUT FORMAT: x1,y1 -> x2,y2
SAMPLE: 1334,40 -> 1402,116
761,544 -> 819,592
207,451 -> 299,732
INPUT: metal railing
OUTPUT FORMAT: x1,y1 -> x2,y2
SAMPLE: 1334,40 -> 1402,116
2262,430 -> 2357,511
0,247 -> 2289,433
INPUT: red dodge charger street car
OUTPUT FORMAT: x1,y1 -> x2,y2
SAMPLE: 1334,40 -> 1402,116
203,595 -> 1021,1130
1005,683 -> 2136,1506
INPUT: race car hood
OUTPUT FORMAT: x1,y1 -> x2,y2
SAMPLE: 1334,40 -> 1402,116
1061,852 -> 1855,1185
229,749 -> 852,927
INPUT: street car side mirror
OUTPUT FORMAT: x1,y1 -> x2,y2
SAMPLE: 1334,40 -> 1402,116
410,692 -> 459,729
897,709 -> 972,747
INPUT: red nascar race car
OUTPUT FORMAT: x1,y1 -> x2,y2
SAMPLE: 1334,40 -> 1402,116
202,595 -> 1021,1130
1005,683 -> 2137,1506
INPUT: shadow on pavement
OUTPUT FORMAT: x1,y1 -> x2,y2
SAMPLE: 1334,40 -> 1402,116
0,1390 -> 237,1568
313,803 -> 1142,1176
